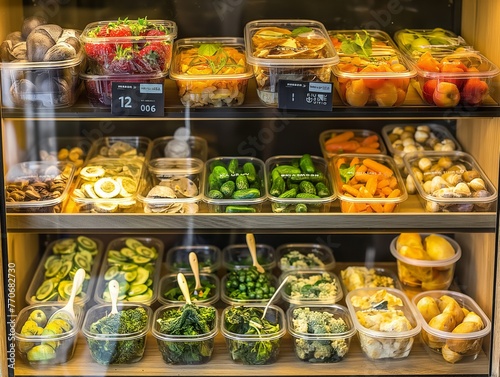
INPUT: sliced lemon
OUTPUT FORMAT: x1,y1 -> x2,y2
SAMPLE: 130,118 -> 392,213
94,178 -> 121,198
80,166 -> 105,181
116,176 -> 137,197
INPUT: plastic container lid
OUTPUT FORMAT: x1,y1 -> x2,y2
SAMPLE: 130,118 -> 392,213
0,49 -> 85,70
244,19 -> 339,67
150,135 -> 208,162
170,37 -> 253,81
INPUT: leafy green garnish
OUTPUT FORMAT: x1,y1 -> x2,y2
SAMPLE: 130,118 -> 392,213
339,164 -> 356,184
338,31 -> 373,58
290,26 -> 313,37
198,43 -> 221,57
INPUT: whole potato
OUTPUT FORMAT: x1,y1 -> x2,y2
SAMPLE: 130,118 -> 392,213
21,16 -> 47,39
416,296 -> 441,323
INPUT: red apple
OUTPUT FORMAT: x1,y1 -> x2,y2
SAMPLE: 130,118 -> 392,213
461,78 -> 489,106
422,79 -> 438,104
433,81 -> 460,107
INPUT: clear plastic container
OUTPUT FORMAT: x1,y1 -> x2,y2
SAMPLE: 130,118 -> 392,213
339,266 -> 401,294
346,287 -> 421,359
390,233 -> 462,291
287,304 -> 356,363
157,273 -> 220,306
203,156 -> 267,213
87,136 -> 152,162
276,243 -> 335,271
265,155 -> 335,213
221,304 -> 286,365
222,243 -> 276,271
82,303 -> 152,364
1,50 -> 85,108
319,129 -> 387,160
170,37 -> 253,107
70,158 -> 144,213
26,237 -> 103,305
394,29 -> 499,107
93,237 -> 164,306
80,19 -> 177,75
403,151 -> 497,212
381,124 -> 462,171
329,30 -> 416,107
80,72 -> 166,107
137,158 -> 204,214
244,19 -> 339,106
152,303 -> 218,365
5,161 -> 75,213
36,137 -> 93,176
150,135 -> 208,162
221,273 -> 278,305
331,153 -> 407,213
15,303 -> 84,366
412,290 -> 492,363
165,245 -> 221,274
280,270 -> 343,305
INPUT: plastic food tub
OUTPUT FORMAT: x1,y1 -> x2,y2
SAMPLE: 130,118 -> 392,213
221,304 -> 286,365
152,303 -> 218,365
82,303 -> 152,364
331,153 -> 407,213
15,303 -> 84,366
340,266 -> 401,293
329,30 -> 416,107
265,155 -> 335,213
403,151 -> 497,212
287,304 -> 356,363
412,290 -> 491,364
280,270 -> 343,306
157,272 -> 220,306
346,287 -> 421,359
221,272 -> 278,305
244,19 -> 339,106
320,129 -> 387,160
36,137 -> 94,176
149,135 -> 208,162
390,233 -> 462,291
93,237 -> 164,306
137,158 -> 204,214
5,161 -> 75,213
86,136 -> 152,162
80,72 -> 166,107
165,245 -> 221,274
381,124 -> 462,171
203,156 -> 267,213
26,236 -> 103,305
276,243 -> 335,272
170,37 -> 253,107
1,50 -> 85,108
222,243 -> 276,271
394,29 -> 499,107
80,19 -> 177,75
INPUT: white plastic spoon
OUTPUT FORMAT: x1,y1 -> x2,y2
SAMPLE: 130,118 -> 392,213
47,268 -> 86,325
246,233 -> 265,274
108,279 -> 120,316
261,275 -> 289,320
177,272 -> 192,305
189,252 -> 203,297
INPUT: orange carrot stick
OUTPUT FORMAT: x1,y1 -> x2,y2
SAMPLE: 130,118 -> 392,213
342,184 -> 360,197
355,147 -> 381,154
362,158 -> 394,177
361,134 -> 379,146
325,140 -> 360,153
366,176 -> 378,196
383,189 -> 402,212
325,131 -> 355,144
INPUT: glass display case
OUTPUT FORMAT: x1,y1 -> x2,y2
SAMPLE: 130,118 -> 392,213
1,0 -> 499,376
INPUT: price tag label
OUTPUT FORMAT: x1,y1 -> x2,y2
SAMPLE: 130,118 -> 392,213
278,80 -> 333,111
111,82 -> 164,116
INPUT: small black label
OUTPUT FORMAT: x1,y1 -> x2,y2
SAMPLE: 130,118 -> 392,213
111,82 -> 164,116
278,80 -> 333,111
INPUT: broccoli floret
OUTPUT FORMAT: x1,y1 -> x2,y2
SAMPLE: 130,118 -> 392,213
292,307 -> 350,362
87,307 -> 148,365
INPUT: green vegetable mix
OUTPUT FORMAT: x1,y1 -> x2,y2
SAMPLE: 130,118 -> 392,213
156,304 -> 217,365
225,266 -> 275,301
86,307 -> 148,364
224,306 -> 281,365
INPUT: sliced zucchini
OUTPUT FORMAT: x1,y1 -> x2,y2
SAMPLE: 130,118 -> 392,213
78,249 -> 94,263
132,266 -> 149,285
94,177 -> 121,198
131,255 -> 151,265
74,253 -> 92,272
120,247 -> 137,259
135,245 -> 157,259
57,281 -> 72,300
125,238 -> 143,251
44,255 -> 60,270
76,236 -> 97,251
124,270 -> 138,282
145,278 -> 153,287
128,288 -> 153,302
108,250 -> 128,262
52,239 -> 77,254
35,280 -> 55,301
118,281 -> 130,296
44,260 -> 62,278
56,260 -> 73,280
128,283 -> 148,296
121,263 -> 138,271
104,265 -> 120,280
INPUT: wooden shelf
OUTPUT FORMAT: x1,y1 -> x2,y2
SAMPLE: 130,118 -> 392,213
14,332 -> 489,376
5,195 -> 496,233
2,80 -> 500,121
